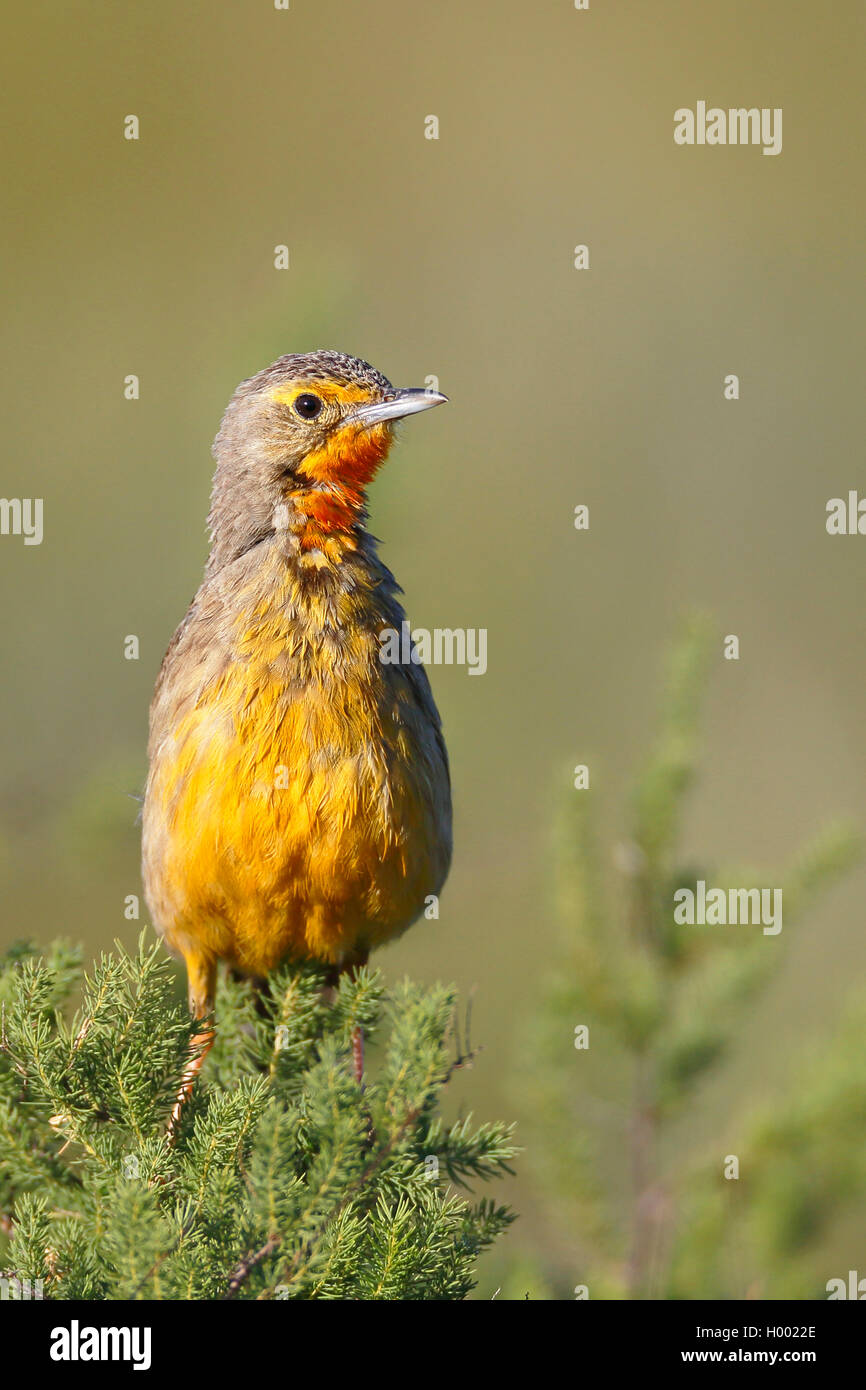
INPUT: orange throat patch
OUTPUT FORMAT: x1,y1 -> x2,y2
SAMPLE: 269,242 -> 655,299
289,421 -> 391,550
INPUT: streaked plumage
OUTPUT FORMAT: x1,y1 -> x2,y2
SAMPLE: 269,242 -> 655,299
142,352 -> 452,1025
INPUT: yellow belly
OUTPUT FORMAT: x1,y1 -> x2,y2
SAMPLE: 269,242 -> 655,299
142,625 -> 450,974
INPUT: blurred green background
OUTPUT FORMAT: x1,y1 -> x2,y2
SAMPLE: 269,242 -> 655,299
2,0 -> 865,1296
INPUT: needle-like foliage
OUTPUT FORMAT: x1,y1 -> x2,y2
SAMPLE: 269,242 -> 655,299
0,937 -> 515,1300
518,614 -> 864,1299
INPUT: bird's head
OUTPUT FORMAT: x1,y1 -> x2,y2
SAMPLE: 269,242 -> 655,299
207,350 -> 447,567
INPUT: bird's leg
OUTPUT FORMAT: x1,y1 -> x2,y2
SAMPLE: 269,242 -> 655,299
167,952 -> 217,1145
321,962 -> 341,1007
321,953 -> 368,1084
351,1024 -> 365,1086
345,951 -> 369,1087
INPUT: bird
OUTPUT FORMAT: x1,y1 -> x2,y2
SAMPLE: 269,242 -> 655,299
141,351 -> 452,1126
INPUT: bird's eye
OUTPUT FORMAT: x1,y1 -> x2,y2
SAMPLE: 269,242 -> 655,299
293,393 -> 323,420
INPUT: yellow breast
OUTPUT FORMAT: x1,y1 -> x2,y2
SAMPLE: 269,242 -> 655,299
142,543 -> 451,974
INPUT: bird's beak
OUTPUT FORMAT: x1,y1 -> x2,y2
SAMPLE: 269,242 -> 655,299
347,388 -> 448,429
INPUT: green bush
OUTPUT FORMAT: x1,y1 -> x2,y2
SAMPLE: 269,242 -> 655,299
0,937 -> 515,1300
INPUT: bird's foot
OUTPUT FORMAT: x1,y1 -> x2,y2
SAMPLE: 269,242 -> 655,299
166,1024 -> 214,1146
